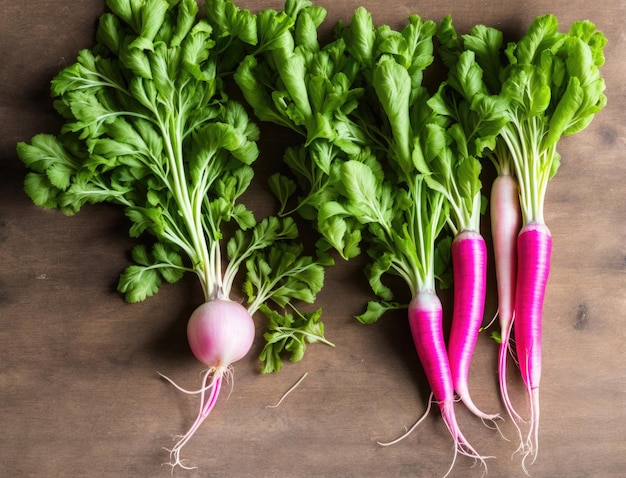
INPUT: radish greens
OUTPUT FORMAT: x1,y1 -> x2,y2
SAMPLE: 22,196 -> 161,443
17,0 -> 331,374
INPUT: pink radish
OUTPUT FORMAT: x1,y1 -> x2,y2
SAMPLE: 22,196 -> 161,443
514,222 -> 552,467
447,230 -> 499,421
490,173 -> 524,430
409,290 -> 488,473
162,299 -> 255,469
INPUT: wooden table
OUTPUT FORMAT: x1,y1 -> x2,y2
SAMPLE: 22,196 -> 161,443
1,1 -> 624,477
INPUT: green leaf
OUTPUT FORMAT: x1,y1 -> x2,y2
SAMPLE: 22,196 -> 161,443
454,50 -> 487,100
244,242 -> 325,311
130,244 -> 150,265
434,235 -> 453,289
462,24 -> 504,94
117,265 -> 162,303
373,56 -> 412,171
355,300 -> 406,324
295,6 -> 325,51
125,206 -> 165,238
23,173 -> 62,210
317,215 -> 361,259
206,0 -> 257,46
513,14 -> 562,66
366,253 -> 394,301
276,50 -> 313,120
341,7 -> 375,67
268,173 -> 297,213
543,76 -> 584,148
17,134 -> 80,190
170,0 -> 200,47
256,8 -> 295,54
96,13 -> 124,55
436,16 -> 463,69
341,160 -> 385,225
119,38 -> 153,79
502,65 -> 550,118
258,304 -> 332,373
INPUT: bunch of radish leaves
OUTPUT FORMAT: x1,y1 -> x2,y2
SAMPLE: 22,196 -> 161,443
17,0 -> 333,374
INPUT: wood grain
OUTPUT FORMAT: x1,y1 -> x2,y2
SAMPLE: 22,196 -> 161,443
1,1 -> 625,477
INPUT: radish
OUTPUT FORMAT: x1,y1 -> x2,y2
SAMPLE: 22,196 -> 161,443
17,0 -> 332,470
164,299 -> 255,469
437,15 -> 607,468
336,159 -> 489,474
435,15 -> 520,426
496,16 -> 606,466
447,230 -> 498,420
409,290 -> 486,470
315,12 -> 492,472
237,6 -> 489,469
489,171 -> 524,434
513,223 -> 552,465
425,50 -> 510,422
187,300 -> 256,369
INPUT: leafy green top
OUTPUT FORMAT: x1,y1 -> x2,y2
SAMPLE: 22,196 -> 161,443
17,0 -> 331,373
331,8 -> 452,322
235,4 -> 454,323
438,15 -> 607,225
425,52 -> 509,234
234,0 -> 371,259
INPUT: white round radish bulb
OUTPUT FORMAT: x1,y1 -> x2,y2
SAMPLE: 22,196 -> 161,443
187,299 -> 255,368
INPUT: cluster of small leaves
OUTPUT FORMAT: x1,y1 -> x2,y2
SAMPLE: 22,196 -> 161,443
234,0 -> 372,259
118,242 -> 189,303
244,242 -> 327,312
18,0 -> 262,301
425,48 -> 510,234
17,0 -> 334,372
323,9 -> 454,322
438,15 -> 607,223
258,305 -> 333,373
234,3 -> 459,323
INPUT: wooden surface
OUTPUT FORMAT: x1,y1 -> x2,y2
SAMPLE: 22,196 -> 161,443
1,1 -> 625,477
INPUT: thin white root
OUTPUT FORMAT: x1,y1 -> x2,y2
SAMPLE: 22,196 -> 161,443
442,444 -> 459,478
520,387 -> 540,475
161,369 -> 223,471
458,391 -> 501,422
480,414 -> 508,442
266,372 -> 308,409
481,307 -> 499,331
376,393 -> 434,446
439,400 -> 493,477
157,370 -> 215,395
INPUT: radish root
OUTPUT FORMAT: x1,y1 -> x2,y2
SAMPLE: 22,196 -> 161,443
376,393 -> 434,446
376,393 -> 491,478
266,372 -> 308,409
160,367 -> 226,471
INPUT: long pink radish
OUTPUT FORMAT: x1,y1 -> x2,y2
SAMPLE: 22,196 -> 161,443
447,231 -> 499,421
514,222 -> 552,467
490,173 -> 523,427
408,290 -> 488,472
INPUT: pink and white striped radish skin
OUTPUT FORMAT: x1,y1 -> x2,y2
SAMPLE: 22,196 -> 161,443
514,222 -> 552,467
491,174 -> 521,334
408,290 -> 488,473
447,230 -> 499,421
164,299 -> 256,470
187,299 -> 256,368
490,173 -> 523,426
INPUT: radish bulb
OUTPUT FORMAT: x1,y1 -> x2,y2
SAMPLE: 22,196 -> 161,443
163,299 -> 255,470
187,299 -> 256,368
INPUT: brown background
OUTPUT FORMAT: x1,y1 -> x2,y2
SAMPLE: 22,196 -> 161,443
1,1 -> 625,477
